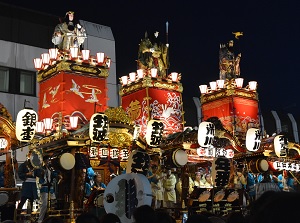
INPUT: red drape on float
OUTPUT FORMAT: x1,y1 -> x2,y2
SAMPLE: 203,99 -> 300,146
202,97 -> 259,133
38,72 -> 108,121
121,88 -> 183,136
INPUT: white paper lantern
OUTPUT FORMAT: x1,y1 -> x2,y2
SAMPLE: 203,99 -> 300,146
16,108 -> 38,142
274,135 -> 288,157
126,150 -> 150,175
89,113 -> 109,143
110,148 -> 119,159
145,120 -> 164,147
211,157 -> 230,187
225,149 -> 235,159
246,128 -> 261,152
0,138 -> 8,150
198,121 -> 215,147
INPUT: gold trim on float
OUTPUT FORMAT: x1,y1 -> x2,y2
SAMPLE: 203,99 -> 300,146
37,61 -> 109,83
201,88 -> 258,104
119,77 -> 183,96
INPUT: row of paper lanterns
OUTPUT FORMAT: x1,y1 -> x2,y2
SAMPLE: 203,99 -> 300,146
198,121 -> 288,157
33,48 -> 110,71
15,107 -> 165,148
16,108 -> 288,158
199,78 -> 257,94
120,70 -> 179,86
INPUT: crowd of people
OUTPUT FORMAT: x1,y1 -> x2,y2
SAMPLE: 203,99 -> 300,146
3,157 -> 300,223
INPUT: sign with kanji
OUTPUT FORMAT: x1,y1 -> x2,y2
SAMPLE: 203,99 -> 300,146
145,119 -> 164,147
198,121 -> 215,147
197,147 -> 234,158
246,128 -> 261,152
16,108 -> 38,142
211,157 -> 230,187
274,135 -> 288,157
89,113 -> 109,143
126,150 -> 150,176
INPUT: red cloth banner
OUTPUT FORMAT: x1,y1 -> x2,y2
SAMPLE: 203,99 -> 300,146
38,72 -> 108,122
122,88 -> 183,136
202,97 -> 259,133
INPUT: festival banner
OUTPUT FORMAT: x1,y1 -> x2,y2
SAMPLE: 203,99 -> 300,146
121,88 -> 183,137
202,97 -> 259,133
38,72 -> 108,122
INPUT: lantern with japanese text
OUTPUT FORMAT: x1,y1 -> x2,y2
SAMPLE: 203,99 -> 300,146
211,157 -> 230,187
198,121 -> 215,148
120,148 -> 130,161
246,128 -> 261,152
145,119 -> 164,147
274,135 -> 288,157
16,108 -> 38,142
0,137 -> 9,152
126,150 -> 150,176
196,147 -> 234,158
89,113 -> 109,143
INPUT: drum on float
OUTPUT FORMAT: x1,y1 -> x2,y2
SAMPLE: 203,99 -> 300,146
49,152 -> 75,171
213,189 -> 226,202
198,189 -> 211,202
0,191 -> 9,207
226,189 -> 239,203
27,149 -> 43,169
248,158 -> 269,173
162,148 -> 188,168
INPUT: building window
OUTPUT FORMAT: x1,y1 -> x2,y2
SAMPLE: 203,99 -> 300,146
20,71 -> 35,95
0,67 -> 9,92
0,66 -> 36,96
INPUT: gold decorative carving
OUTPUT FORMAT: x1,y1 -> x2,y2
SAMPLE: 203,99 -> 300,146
201,88 -> 258,104
107,131 -> 132,148
119,77 -> 183,96
105,107 -> 134,127
90,159 -> 101,167
0,103 -> 13,122
37,61 -> 109,83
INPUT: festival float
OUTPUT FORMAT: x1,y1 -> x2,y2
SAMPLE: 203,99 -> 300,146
1,10 -> 300,222
8,12 -> 139,222
183,35 -> 300,214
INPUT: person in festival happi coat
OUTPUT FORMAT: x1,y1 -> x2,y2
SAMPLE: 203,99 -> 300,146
17,160 -> 40,213
255,171 -> 281,200
86,172 -> 106,197
247,172 -> 257,203
176,172 -> 194,205
202,173 -> 214,188
85,167 -> 96,197
276,170 -> 296,192
37,155 -> 61,223
93,173 -> 107,190
148,165 -> 164,209
233,170 -> 247,189
162,168 -> 177,208
85,171 -> 107,208
193,171 -> 205,188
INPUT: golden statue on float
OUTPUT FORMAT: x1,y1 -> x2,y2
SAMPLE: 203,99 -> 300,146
137,31 -> 169,78
52,11 -> 87,50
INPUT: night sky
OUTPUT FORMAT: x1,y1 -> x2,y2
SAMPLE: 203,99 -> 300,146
2,0 -> 300,128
